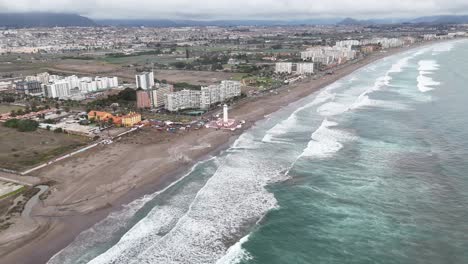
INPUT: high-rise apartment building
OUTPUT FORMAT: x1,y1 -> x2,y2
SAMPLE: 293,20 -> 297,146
135,72 -> 155,90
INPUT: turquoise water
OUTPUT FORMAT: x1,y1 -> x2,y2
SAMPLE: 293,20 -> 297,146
48,40 -> 468,264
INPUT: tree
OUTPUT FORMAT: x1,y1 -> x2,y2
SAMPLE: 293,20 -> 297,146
17,120 -> 39,132
4,119 -> 39,132
3,96 -> 15,103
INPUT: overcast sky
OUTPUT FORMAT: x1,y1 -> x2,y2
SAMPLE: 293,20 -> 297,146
1,0 -> 468,20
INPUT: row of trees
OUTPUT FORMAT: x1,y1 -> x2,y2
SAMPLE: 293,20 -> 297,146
4,119 -> 39,132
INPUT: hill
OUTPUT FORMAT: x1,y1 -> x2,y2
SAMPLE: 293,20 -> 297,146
409,15 -> 468,24
0,13 -> 96,28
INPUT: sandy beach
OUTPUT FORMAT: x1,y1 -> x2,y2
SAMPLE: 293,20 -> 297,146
0,41 -> 436,264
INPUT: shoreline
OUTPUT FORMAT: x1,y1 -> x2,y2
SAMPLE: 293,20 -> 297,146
0,40 -> 448,264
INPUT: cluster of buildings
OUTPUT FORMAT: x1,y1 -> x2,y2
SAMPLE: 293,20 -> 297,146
136,82 -> 175,109
135,71 -> 242,112
16,72 -> 119,100
165,80 -> 242,112
275,37 -> 419,75
300,46 -> 357,66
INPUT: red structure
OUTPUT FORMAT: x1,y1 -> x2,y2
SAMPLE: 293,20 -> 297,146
136,90 -> 151,109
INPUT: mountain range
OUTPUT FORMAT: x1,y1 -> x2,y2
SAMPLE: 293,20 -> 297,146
0,13 -> 95,27
1,12 -> 468,28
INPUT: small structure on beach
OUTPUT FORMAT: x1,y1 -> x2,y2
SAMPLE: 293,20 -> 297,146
206,104 -> 243,131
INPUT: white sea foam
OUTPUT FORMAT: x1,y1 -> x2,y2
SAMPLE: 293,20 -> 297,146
418,60 -> 440,71
417,74 -> 440,92
215,235 -> 252,264
414,47 -> 431,56
47,194 -> 159,264
431,42 -> 455,55
232,133 -> 258,149
86,146 -> 289,264
417,60 -> 441,93
262,113 -> 299,143
388,57 -> 411,73
263,88 -> 337,143
300,119 -> 355,159
47,157 -> 218,264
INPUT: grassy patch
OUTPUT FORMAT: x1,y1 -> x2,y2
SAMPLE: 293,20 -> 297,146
0,104 -> 24,114
0,125 -> 90,171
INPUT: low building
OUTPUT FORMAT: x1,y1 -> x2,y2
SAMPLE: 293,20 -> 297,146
121,112 -> 142,127
88,110 -> 113,122
87,110 -> 141,127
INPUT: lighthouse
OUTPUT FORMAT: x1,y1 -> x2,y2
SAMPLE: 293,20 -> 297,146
223,104 -> 228,124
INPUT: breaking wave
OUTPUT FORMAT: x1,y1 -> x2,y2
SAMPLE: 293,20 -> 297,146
417,60 -> 441,92
300,119 -> 355,159
84,133 -> 289,264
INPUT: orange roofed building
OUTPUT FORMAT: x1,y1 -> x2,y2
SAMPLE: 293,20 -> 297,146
88,110 -> 141,127
122,112 -> 142,127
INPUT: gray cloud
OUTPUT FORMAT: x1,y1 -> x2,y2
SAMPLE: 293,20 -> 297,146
1,0 -> 468,19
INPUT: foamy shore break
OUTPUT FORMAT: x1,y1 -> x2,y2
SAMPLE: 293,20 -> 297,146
0,39 -> 452,264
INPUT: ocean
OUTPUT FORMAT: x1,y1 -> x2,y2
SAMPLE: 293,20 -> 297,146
48,39 -> 468,264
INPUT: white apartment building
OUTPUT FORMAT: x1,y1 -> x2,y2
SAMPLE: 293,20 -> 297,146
136,72 -> 155,90
220,80 -> 242,101
335,40 -> 360,48
301,46 -> 356,65
165,89 -> 201,112
165,80 -> 241,111
275,62 -> 293,74
296,63 -> 315,75
43,75 -> 118,99
46,80 -> 71,98
149,83 -> 174,108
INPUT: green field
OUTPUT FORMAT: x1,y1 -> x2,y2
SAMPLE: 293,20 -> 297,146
102,54 -> 194,65
0,104 -> 24,114
0,125 -> 91,171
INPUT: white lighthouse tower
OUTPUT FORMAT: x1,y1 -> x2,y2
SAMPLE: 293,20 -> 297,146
223,104 -> 228,124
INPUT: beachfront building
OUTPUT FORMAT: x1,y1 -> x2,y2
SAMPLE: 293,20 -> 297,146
136,90 -> 151,109
165,89 -> 202,112
301,46 -> 356,65
296,63 -> 315,75
165,80 -> 241,112
135,72 -> 155,90
334,40 -> 360,49
150,83 -> 174,108
275,62 -> 293,74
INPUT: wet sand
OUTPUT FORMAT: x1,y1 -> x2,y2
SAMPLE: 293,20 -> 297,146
0,42 -> 437,264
